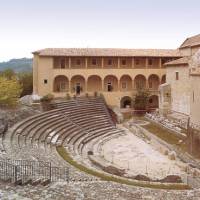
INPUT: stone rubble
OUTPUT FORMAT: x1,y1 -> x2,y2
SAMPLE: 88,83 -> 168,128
0,103 -> 200,199
0,181 -> 199,200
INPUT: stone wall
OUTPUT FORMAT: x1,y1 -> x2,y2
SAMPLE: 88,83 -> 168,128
166,65 -> 190,115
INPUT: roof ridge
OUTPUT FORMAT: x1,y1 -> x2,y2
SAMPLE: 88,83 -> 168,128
32,48 -> 181,57
180,33 -> 200,48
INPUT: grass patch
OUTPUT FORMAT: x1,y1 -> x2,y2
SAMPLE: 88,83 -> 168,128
141,119 -> 187,152
143,123 -> 180,145
57,146 -> 190,190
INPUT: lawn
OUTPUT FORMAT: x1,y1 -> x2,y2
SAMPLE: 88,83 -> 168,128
139,117 -> 188,152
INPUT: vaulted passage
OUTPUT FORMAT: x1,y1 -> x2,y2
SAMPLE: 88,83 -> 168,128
120,75 -> 132,91
53,75 -> 69,92
71,75 -> 86,95
134,75 -> 146,90
148,74 -> 160,90
87,75 -> 102,92
120,96 -> 132,108
104,75 -> 118,92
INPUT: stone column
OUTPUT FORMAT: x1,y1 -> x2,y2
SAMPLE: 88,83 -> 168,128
118,57 -> 120,68
118,79 -> 120,91
69,57 -> 71,69
132,57 -> 135,68
85,80 -> 88,93
101,57 -> 104,68
159,58 -> 162,68
145,58 -> 148,69
85,57 -> 88,69
69,80 -> 71,93
146,77 -> 149,89
102,78 -> 105,92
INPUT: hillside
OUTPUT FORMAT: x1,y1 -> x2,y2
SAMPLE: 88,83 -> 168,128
0,58 -> 32,72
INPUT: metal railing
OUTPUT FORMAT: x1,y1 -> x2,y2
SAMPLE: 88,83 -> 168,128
0,159 -> 69,184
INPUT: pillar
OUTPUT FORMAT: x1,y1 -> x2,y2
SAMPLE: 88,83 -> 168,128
159,58 -> 162,68
101,57 -> 104,68
69,57 -> 71,69
85,57 -> 88,69
85,77 -> 88,92
132,57 -> 135,68
145,58 -> 148,69
118,58 -> 120,68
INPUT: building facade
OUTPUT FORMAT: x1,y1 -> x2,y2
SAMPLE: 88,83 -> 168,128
33,48 -> 180,108
189,49 -> 200,126
158,34 -> 200,155
159,34 -> 200,117
164,58 -> 190,115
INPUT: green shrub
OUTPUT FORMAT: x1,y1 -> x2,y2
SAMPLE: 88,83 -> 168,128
0,76 -> 22,107
66,93 -> 71,100
40,94 -> 54,102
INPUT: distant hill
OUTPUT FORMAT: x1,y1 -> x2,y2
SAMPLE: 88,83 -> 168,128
0,58 -> 32,72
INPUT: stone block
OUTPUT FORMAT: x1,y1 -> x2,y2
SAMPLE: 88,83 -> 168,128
168,151 -> 176,160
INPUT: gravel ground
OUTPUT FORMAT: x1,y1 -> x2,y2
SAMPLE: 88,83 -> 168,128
0,181 -> 200,200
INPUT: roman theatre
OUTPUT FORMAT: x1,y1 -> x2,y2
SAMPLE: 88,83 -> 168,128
1,45 -> 200,198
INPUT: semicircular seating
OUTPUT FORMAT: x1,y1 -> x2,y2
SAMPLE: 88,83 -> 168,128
2,96 -> 123,183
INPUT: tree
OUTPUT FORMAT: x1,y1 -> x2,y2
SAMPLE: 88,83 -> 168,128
133,88 -> 150,111
18,72 -> 33,97
0,68 -> 15,80
0,76 -> 22,107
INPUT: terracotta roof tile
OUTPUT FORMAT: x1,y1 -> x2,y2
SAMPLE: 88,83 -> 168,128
180,34 -> 200,48
164,57 -> 189,66
33,48 -> 181,57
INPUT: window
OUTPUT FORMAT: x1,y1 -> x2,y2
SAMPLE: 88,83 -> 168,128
148,59 -> 153,65
61,59 -> 65,68
44,79 -> 48,84
135,59 -> 140,65
108,59 -> 112,66
92,59 -> 97,65
122,59 -> 126,66
175,72 -> 179,80
122,82 -> 127,89
76,59 -> 81,65
149,98 -> 153,104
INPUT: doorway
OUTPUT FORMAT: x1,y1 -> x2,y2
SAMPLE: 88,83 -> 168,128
120,96 -> 132,108
76,83 -> 81,95
107,82 -> 112,92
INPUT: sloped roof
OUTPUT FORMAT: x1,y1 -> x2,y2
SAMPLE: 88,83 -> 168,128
164,57 -> 189,66
33,48 -> 181,57
180,34 -> 200,49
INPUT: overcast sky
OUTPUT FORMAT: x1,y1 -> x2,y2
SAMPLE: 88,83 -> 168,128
0,0 -> 200,61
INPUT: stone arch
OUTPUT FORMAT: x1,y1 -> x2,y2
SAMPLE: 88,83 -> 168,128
104,75 -> 118,92
161,74 -> 166,84
87,75 -> 102,92
134,74 -> 146,90
53,75 -> 69,92
120,96 -> 132,108
148,95 -> 159,109
120,75 -> 132,91
148,74 -> 160,90
71,75 -> 86,95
